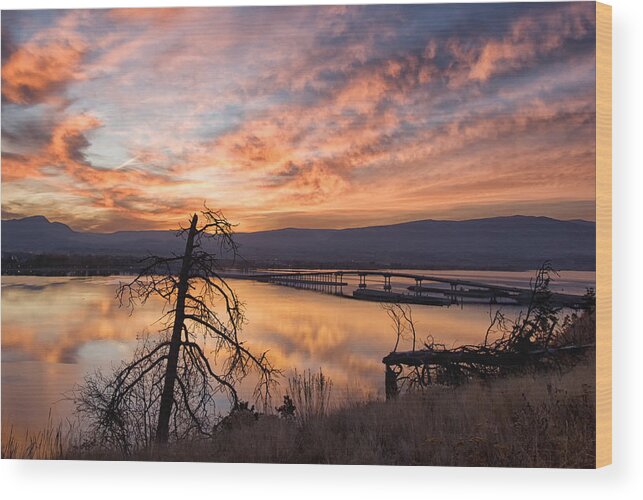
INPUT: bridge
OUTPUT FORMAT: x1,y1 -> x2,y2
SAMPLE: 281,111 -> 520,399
244,270 -> 587,308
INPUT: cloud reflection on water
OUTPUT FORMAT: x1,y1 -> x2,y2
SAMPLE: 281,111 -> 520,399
2,272 -> 594,429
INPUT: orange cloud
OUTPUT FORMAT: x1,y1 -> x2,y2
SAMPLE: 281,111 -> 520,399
107,7 -> 189,24
2,38 -> 86,105
47,114 -> 101,166
1,152 -> 42,181
466,3 -> 594,83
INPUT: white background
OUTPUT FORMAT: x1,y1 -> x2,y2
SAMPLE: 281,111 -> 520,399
0,0 -> 641,498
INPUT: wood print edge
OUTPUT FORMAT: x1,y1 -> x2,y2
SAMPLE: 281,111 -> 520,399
595,0 -> 612,469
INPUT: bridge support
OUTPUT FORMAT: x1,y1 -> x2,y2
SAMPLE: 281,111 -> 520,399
358,273 -> 367,289
449,283 -> 459,304
383,274 -> 392,291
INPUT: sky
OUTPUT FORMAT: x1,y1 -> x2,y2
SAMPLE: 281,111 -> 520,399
1,3 -> 597,232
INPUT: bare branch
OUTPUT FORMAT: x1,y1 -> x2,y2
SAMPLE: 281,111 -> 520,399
72,208 -> 277,451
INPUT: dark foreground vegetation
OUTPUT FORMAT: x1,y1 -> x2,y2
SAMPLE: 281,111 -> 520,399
152,358 -> 595,467
2,353 -> 595,467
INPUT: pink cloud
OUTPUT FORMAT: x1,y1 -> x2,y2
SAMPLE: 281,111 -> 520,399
2,39 -> 86,105
467,3 -> 594,83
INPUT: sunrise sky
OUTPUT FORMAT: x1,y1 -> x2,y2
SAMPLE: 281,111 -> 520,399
1,3 -> 596,232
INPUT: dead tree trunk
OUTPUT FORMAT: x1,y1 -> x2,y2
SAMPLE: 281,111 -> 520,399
73,208 -> 277,451
156,214 -> 198,443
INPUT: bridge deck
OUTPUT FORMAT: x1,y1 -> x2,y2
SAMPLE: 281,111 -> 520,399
252,270 -> 563,295
241,269 -> 587,307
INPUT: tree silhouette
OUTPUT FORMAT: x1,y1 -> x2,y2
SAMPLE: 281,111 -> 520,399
74,208 -> 277,452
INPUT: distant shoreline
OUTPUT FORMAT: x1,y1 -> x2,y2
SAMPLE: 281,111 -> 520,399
0,260 -> 597,277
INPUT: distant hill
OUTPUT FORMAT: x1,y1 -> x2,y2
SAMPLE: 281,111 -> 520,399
1,215 -> 596,270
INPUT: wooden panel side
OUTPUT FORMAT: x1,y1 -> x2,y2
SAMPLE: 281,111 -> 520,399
595,1 -> 612,469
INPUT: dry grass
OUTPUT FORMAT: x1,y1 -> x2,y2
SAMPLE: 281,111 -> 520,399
48,355 -> 595,467
286,369 -> 333,423
1,412 -> 69,460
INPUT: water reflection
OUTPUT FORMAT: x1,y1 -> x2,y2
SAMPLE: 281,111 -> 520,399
2,271 -> 594,431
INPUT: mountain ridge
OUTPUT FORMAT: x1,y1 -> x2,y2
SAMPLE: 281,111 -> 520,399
1,214 -> 596,270
1,214 -> 595,235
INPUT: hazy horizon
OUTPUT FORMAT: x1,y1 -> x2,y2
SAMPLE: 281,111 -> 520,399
2,212 -> 596,235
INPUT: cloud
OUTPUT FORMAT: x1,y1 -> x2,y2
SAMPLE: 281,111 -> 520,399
2,112 -> 101,179
47,114 -> 101,166
1,37 -> 86,105
1,3 -> 598,231
462,3 -> 594,83
107,7 -> 190,24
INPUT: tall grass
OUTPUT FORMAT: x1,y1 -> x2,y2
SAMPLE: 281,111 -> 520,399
287,368 -> 333,423
2,411 -> 68,460
190,358 -> 594,467
48,355 -> 595,467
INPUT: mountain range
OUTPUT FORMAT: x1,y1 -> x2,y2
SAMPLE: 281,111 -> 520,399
1,215 -> 596,270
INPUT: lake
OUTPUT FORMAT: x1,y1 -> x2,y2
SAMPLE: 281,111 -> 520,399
1,270 -> 595,433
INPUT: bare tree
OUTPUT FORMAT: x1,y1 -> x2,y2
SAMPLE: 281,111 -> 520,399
382,303 -> 418,353
74,208 -> 277,452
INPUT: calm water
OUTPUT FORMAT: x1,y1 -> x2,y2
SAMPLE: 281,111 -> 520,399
1,270 -> 594,432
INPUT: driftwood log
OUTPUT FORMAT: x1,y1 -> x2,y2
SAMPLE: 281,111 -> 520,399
382,344 -> 593,400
